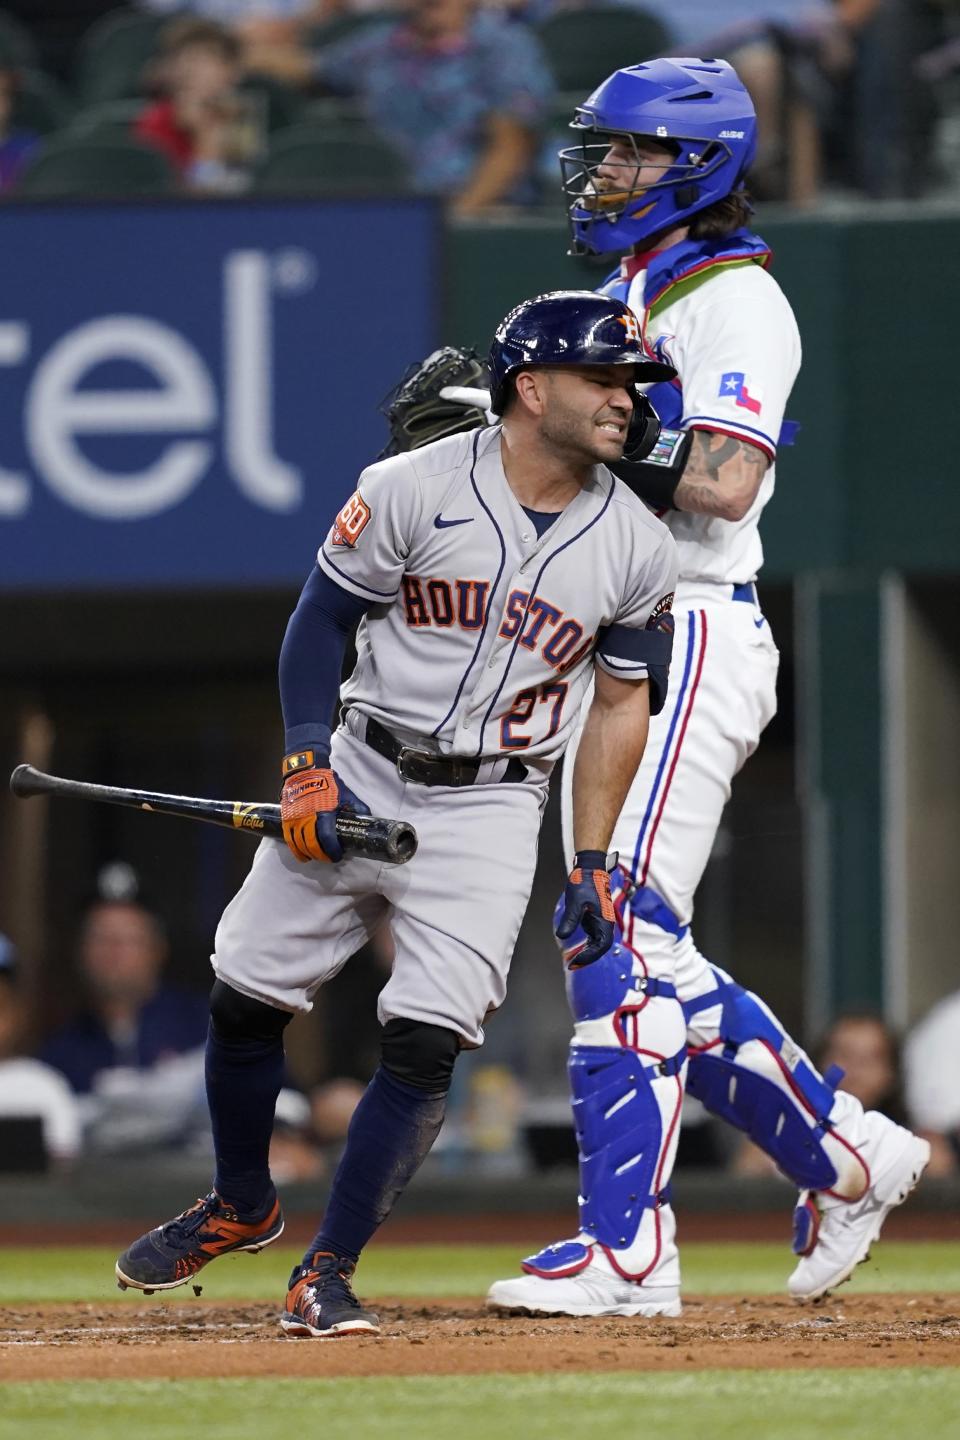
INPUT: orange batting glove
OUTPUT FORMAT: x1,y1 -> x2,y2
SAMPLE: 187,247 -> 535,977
280,748 -> 369,863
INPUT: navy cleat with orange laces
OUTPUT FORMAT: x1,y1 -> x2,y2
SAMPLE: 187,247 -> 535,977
115,1189 -> 284,1294
279,1252 -> 380,1338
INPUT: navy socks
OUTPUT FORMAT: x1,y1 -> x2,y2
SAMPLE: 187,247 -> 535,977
203,988 -> 450,1260
205,1017 -> 283,1215
304,1065 -> 447,1266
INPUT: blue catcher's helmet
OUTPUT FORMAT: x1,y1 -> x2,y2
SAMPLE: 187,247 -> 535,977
560,57 -> 757,256
488,289 -> 675,415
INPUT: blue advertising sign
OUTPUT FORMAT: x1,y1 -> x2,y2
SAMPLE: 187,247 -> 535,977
0,198 -> 440,588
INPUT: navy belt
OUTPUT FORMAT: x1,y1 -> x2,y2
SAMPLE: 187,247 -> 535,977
732,582 -> 758,605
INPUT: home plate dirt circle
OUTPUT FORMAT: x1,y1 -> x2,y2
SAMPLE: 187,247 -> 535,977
2,1294 -> 959,1380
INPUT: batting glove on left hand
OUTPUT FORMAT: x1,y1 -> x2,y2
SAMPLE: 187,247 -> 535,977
280,749 -> 371,864
555,851 -> 617,969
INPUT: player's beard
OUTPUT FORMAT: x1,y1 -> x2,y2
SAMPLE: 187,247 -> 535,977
540,398 -> 626,469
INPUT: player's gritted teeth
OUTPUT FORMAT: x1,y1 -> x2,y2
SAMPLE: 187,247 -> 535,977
593,400 -> 630,450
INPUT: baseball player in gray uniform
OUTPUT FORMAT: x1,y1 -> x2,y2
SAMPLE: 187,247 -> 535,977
113,290 -> 679,1338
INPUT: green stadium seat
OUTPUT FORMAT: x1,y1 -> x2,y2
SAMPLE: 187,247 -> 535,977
66,99 -> 143,141
242,73 -> 304,135
12,69 -> 74,136
300,96 -> 366,129
0,11 -> 38,69
16,136 -> 175,198
74,9 -> 168,105
535,8 -> 671,95
252,122 -> 411,196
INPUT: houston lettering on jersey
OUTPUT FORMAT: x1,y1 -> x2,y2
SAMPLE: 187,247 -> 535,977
402,576 -> 490,630
498,588 -> 593,673
402,577 -> 594,674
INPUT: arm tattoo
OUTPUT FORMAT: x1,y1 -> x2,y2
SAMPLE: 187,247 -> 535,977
674,430 -> 769,519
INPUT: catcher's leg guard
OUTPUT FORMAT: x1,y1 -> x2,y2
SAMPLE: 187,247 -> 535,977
683,962 -> 870,1198
522,877 -> 687,1285
572,1041 -> 684,1257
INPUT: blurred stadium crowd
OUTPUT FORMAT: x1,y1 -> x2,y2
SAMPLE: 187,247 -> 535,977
0,0 -> 955,208
0,872 -> 381,1183
3,880 -> 960,1182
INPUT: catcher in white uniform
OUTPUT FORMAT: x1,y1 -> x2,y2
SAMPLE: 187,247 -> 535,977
487,57 -> 931,1317
113,290 -> 678,1337
400,58 -> 930,1316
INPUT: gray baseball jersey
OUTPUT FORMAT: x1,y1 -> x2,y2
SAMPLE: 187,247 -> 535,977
318,425 -> 677,764
213,424 -> 678,1045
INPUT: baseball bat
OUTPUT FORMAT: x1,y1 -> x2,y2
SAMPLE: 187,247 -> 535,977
9,764 -> 418,865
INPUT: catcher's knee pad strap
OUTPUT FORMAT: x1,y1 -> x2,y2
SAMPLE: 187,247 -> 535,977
209,979 -> 293,1042
569,1044 -> 682,1249
685,975 -> 844,1190
566,940 -> 678,1023
381,1017 -> 459,1094
625,880 -> 689,941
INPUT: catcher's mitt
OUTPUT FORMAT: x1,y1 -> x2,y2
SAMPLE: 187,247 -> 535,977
379,346 -> 491,458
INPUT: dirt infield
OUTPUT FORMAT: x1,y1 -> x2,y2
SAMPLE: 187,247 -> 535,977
2,1293 -> 958,1381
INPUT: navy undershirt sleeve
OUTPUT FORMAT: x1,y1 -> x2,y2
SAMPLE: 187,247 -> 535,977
279,565 -> 371,755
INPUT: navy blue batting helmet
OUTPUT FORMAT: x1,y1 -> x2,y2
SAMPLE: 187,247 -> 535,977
488,290 -> 675,415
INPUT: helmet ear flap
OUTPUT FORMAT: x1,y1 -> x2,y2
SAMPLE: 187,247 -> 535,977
623,390 -> 661,462
489,374 -> 511,417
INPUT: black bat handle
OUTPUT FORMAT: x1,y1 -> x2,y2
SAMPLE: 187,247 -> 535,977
9,765 -> 418,866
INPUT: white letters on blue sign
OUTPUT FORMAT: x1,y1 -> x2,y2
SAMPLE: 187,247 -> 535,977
1,248 -> 304,520
0,322 -> 30,517
224,251 -> 302,514
27,316 -> 216,519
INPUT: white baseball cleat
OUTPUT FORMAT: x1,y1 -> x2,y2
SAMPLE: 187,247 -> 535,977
788,1129 -> 931,1301
487,1241 -> 681,1318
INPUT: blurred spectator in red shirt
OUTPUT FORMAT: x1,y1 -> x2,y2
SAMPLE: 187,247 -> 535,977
134,17 -> 259,192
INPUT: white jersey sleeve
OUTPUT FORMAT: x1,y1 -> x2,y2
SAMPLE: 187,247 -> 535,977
670,271 -> 801,460
317,456 -> 424,604
631,260 -> 801,587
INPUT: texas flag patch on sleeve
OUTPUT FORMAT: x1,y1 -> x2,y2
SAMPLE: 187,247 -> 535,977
719,371 -> 762,415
